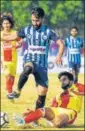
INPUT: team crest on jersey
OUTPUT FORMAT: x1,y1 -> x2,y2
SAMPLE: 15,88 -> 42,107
42,35 -> 48,40
27,34 -> 32,39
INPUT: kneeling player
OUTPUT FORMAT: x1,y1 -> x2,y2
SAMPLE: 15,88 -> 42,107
13,72 -> 84,128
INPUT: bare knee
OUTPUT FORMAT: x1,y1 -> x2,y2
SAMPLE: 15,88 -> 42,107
45,107 -> 55,121
38,86 -> 48,96
52,114 -> 69,128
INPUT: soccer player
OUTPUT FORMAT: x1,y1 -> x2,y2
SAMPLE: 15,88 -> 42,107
13,71 -> 84,128
6,7 -> 64,111
1,13 -> 21,99
65,26 -> 84,84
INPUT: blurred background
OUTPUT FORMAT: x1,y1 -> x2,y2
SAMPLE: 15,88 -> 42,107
1,0 -> 84,37
1,0 -> 84,73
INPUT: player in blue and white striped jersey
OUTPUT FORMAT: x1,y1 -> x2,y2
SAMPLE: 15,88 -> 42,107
8,7 -> 64,111
65,26 -> 84,84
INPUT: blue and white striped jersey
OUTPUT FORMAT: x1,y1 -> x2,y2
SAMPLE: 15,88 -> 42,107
65,36 -> 83,65
18,25 -> 59,68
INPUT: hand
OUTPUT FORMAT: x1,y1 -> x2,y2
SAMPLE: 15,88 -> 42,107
12,44 -> 20,49
55,55 -> 62,65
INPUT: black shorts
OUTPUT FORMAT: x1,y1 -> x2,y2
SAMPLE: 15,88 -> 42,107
24,62 -> 48,88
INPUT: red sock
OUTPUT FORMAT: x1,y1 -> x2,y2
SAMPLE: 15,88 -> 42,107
6,75 -> 15,93
24,109 -> 44,124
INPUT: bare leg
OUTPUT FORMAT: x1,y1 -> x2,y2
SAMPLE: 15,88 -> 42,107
51,114 -> 69,128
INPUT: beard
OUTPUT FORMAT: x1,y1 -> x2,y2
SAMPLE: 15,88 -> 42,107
61,83 -> 71,90
32,23 -> 42,30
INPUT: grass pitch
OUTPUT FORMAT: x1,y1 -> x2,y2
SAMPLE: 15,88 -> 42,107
1,73 -> 84,130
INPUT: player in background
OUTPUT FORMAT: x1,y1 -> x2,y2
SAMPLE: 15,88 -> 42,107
3,7 -> 64,113
13,71 -> 84,127
1,13 -> 22,99
64,26 -> 84,85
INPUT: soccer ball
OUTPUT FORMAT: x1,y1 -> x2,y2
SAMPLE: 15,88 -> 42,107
0,112 -> 9,128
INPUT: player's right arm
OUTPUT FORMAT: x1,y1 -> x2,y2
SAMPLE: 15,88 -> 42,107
1,31 -> 18,41
1,28 -> 26,41
51,97 -> 58,107
51,92 -> 62,107
71,84 -> 85,96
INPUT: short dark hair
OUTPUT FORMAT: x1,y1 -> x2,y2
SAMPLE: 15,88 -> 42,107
31,7 -> 45,18
71,26 -> 78,31
1,13 -> 14,28
58,71 -> 74,81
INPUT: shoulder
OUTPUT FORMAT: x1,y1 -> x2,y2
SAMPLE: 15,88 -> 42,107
24,25 -> 32,34
46,26 -> 53,32
76,36 -> 83,41
76,37 -> 83,45
20,25 -> 32,31
43,25 -> 55,32
18,25 -> 32,36
40,25 -> 49,32
65,35 -> 71,43
66,35 -> 70,40
24,25 -> 32,29
42,25 -> 48,29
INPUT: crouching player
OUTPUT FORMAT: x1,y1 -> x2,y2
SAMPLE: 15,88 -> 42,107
13,72 -> 84,128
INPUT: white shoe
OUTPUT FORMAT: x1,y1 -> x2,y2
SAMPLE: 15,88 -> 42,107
13,113 -> 25,126
32,121 -> 39,127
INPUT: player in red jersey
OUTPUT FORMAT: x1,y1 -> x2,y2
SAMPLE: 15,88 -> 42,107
13,71 -> 84,128
1,13 -> 22,99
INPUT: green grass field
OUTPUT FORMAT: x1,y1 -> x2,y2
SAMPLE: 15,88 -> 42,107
1,74 -> 84,130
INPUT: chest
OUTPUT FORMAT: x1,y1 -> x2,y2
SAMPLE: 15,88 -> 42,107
67,38 -> 81,48
25,28 -> 50,46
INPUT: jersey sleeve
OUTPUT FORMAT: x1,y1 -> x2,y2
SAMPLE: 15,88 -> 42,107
18,28 -> 26,39
49,29 -> 59,41
76,83 -> 85,93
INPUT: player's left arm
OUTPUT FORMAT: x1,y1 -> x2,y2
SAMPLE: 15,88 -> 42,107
49,29 -> 64,64
70,85 -> 85,96
55,39 -> 64,64
71,89 -> 85,95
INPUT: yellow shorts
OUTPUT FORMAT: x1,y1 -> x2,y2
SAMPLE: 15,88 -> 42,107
3,62 -> 17,76
50,107 -> 77,124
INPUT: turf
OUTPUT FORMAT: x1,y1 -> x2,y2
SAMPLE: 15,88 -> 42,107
1,74 -> 84,130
